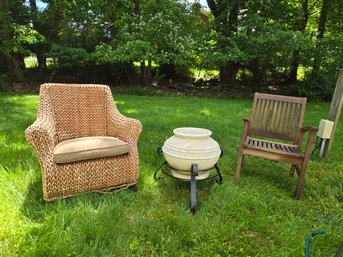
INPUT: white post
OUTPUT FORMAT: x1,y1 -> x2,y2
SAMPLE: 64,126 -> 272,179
319,139 -> 326,157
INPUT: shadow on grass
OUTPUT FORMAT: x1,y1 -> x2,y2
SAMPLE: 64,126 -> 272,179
20,157 -> 161,222
20,177 -> 137,222
20,177 -> 48,221
0,95 -> 39,183
239,157 -> 298,197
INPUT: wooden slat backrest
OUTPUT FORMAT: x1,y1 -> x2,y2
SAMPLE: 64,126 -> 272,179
250,93 -> 307,143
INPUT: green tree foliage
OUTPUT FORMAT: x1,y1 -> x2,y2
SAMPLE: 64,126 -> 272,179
0,0 -> 43,78
204,1 -> 299,84
203,0 -> 343,98
94,0 -> 198,84
0,0 -> 342,99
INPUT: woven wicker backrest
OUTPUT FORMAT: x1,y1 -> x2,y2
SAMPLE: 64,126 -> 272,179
41,83 -> 109,141
250,93 -> 307,142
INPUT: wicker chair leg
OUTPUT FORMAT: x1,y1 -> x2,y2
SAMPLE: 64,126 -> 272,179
129,184 -> 138,192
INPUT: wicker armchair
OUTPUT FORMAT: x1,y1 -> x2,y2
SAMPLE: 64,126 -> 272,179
25,83 -> 142,201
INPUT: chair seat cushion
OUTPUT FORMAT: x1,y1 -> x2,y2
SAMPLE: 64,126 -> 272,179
244,137 -> 304,158
53,136 -> 129,164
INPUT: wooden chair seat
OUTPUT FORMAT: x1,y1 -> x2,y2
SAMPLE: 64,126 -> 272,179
244,137 -> 304,158
236,93 -> 318,198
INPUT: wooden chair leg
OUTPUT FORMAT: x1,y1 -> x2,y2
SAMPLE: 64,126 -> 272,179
236,152 -> 244,181
294,162 -> 308,199
289,164 -> 300,177
289,165 -> 296,177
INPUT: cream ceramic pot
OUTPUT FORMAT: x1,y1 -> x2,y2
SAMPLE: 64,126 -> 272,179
162,127 -> 221,171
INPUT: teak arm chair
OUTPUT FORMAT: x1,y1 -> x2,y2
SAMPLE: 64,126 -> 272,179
236,93 -> 318,199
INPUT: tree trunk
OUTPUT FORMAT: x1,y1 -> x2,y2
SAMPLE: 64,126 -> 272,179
312,0 -> 330,77
220,63 -> 239,85
220,2 -> 239,84
140,61 -> 145,84
159,63 -> 177,79
6,55 -> 23,79
206,0 -> 219,17
0,52 -> 7,74
140,61 -> 151,85
147,60 -> 151,83
0,0 -> 9,75
249,59 -> 263,87
289,0 -> 309,83
29,0 -> 47,72
29,0 -> 37,11
289,51 -> 300,83
0,0 -> 8,10
0,0 -> 23,79
37,52 -> 47,71
207,0 -> 240,85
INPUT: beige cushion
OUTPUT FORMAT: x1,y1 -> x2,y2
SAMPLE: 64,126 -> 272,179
53,136 -> 129,164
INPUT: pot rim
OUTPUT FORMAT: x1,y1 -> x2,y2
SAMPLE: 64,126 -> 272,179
173,127 -> 212,138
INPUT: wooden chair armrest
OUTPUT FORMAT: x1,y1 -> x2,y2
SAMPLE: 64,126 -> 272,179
300,126 -> 318,132
243,117 -> 251,134
240,118 -> 251,145
298,126 -> 318,143
298,126 -> 318,155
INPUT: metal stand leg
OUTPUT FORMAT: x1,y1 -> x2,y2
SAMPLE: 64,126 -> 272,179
154,154 -> 223,213
214,163 -> 222,184
154,161 -> 167,180
190,163 -> 198,214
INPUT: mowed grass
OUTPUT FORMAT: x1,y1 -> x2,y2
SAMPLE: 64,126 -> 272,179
0,92 -> 342,256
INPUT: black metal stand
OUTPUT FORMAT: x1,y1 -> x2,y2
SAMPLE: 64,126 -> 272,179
154,148 -> 223,214
190,163 -> 198,214
154,161 -> 222,183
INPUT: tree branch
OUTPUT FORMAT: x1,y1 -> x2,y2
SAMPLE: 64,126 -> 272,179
308,0 -> 321,14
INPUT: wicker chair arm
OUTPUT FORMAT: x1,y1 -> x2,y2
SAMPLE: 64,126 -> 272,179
25,116 -> 58,154
122,118 -> 142,144
107,109 -> 142,144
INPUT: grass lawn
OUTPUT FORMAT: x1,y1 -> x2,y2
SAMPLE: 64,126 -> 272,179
0,91 -> 342,256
